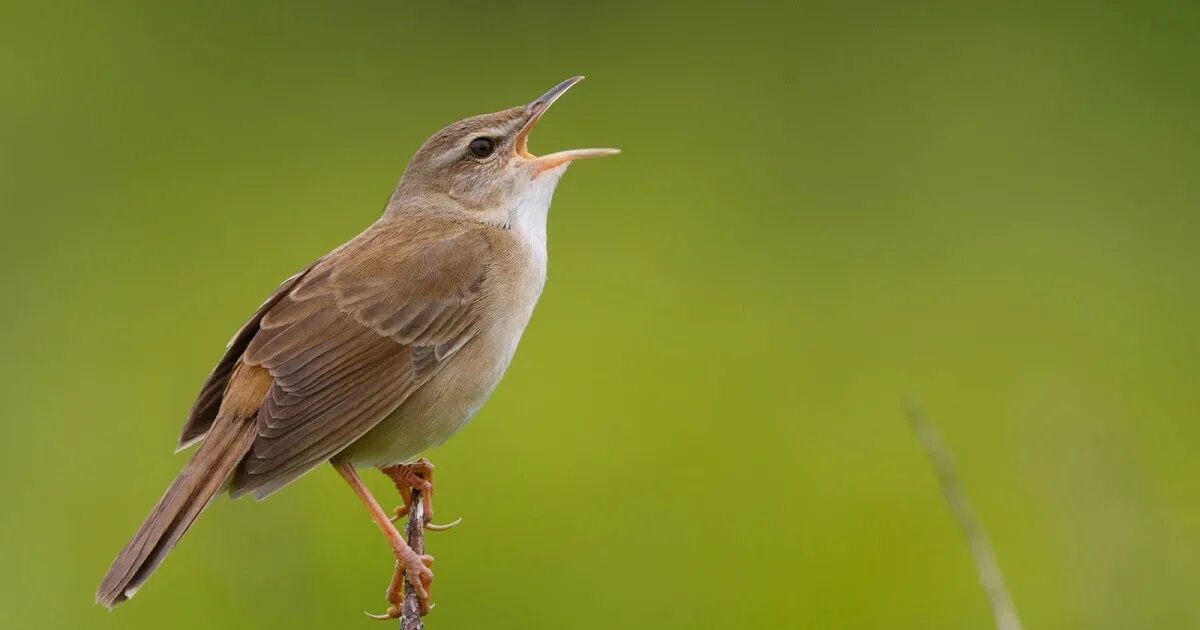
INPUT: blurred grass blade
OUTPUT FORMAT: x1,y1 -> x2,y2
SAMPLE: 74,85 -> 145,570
906,401 -> 1023,630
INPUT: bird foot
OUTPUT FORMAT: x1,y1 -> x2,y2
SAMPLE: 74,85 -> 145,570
382,459 -> 462,531
364,549 -> 435,619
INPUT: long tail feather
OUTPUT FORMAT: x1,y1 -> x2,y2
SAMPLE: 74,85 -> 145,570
96,363 -> 270,608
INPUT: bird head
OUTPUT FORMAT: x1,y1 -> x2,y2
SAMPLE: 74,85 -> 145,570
391,76 -> 618,223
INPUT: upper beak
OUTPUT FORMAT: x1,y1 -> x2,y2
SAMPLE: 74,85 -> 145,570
515,76 -> 620,171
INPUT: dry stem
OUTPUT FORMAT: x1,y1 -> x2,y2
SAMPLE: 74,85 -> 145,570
400,488 -> 424,630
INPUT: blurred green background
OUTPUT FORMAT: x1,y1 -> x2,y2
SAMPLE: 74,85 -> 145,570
2,1 -> 1198,628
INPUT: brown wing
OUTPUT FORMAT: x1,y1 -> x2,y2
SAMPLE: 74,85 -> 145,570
229,218 -> 492,499
178,264 -> 320,450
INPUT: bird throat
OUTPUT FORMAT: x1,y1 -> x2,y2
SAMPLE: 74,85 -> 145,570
507,164 -> 567,251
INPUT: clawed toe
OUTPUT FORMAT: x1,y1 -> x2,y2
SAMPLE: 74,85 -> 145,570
425,516 -> 463,531
363,606 -> 402,620
390,504 -> 460,531
402,553 -> 435,614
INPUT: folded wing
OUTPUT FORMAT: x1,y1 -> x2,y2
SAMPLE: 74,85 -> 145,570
227,218 -> 492,498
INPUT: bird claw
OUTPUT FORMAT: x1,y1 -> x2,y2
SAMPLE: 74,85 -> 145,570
363,606 -> 401,620
425,516 -> 463,531
390,505 -> 460,531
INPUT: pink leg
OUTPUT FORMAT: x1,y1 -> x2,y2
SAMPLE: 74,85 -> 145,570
334,462 -> 434,618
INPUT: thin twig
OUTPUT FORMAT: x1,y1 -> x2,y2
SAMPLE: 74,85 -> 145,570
905,401 -> 1023,630
401,488 -> 424,630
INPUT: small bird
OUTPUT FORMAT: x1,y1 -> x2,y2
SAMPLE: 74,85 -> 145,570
96,76 -> 618,618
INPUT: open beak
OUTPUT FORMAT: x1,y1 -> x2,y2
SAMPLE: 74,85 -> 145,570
515,76 -> 620,172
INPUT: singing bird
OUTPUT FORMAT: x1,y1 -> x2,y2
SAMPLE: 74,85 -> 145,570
96,76 -> 618,618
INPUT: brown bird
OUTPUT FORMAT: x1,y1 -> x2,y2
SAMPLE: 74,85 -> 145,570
96,76 -> 618,618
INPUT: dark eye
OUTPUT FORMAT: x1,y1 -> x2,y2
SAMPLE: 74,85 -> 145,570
468,137 -> 495,158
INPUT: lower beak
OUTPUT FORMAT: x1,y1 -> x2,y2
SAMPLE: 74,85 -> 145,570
515,76 -> 620,172
531,147 -> 621,171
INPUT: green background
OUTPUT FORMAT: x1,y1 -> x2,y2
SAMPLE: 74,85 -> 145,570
3,1 -> 1198,628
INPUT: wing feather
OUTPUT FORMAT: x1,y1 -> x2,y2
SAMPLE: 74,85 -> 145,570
177,265 -> 319,450
227,218 -> 493,499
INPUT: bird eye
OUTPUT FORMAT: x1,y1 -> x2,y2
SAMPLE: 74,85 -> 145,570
468,137 -> 495,158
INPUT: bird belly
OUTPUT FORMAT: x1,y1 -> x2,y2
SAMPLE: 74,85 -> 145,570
337,329 -> 508,467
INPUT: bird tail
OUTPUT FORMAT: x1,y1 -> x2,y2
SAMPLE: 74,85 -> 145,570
96,363 -> 271,608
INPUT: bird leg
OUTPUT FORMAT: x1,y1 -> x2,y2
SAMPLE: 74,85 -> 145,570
333,462 -> 434,618
382,459 -> 462,531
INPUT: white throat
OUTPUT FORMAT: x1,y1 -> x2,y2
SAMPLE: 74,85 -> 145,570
508,165 -> 566,256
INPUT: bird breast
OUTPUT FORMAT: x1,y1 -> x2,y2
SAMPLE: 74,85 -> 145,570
343,168 -> 565,466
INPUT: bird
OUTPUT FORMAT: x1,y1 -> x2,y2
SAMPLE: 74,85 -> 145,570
96,76 -> 618,619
